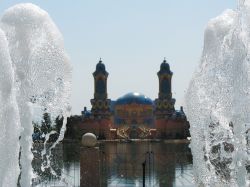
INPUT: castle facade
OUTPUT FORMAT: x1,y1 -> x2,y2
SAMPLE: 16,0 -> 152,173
69,59 -> 190,140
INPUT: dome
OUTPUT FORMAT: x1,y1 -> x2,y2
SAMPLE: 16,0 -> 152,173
93,59 -> 108,76
161,60 -> 170,71
116,92 -> 154,105
159,59 -> 172,74
96,59 -> 106,71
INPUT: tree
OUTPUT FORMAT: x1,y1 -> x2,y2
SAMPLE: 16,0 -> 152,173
41,113 -> 52,135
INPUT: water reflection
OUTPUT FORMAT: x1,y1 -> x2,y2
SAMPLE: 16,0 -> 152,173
32,141 -> 194,187
99,141 -> 193,187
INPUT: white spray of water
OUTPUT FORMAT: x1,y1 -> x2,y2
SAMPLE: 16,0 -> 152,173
0,28 -> 21,187
185,1 -> 250,186
0,3 -> 72,186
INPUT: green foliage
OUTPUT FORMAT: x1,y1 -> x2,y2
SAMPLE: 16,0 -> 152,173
48,116 -> 63,142
33,113 -> 64,143
41,113 -> 52,134
55,116 -> 63,133
33,122 -> 40,133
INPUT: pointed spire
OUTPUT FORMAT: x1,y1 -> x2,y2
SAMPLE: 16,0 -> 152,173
163,57 -> 167,63
99,57 -> 102,63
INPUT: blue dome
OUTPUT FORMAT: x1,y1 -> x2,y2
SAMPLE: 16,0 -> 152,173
116,92 -> 153,105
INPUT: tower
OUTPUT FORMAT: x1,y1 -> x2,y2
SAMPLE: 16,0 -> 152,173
91,59 -> 111,118
155,58 -> 175,118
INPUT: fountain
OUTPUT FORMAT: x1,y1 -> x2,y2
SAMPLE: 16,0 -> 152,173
0,28 -> 21,187
0,3 -> 71,187
3,1 -> 250,186
185,0 -> 250,186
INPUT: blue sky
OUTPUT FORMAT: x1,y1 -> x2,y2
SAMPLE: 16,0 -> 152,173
0,1 -> 236,114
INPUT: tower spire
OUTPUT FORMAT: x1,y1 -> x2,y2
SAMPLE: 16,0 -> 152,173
91,59 -> 111,118
155,59 -> 175,117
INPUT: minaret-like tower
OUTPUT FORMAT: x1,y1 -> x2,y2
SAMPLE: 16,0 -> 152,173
155,58 -> 175,118
91,59 -> 111,118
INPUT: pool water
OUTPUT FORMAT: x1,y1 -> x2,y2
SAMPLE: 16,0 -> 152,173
32,141 -> 194,187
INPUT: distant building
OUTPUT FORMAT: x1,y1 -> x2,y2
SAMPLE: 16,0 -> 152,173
69,59 -> 190,140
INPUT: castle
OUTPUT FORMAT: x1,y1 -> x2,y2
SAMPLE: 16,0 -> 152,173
67,59 -> 190,140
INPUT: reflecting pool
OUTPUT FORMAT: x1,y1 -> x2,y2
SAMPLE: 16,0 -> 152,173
32,141 -> 194,187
